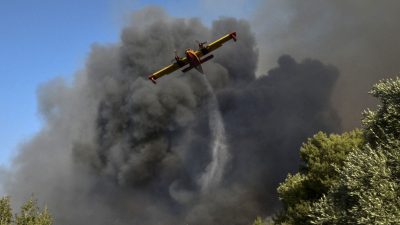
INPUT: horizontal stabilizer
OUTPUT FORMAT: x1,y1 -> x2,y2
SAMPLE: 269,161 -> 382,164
200,54 -> 214,64
182,65 -> 193,73
182,55 -> 215,73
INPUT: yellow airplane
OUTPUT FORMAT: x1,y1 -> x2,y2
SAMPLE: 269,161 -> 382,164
148,32 -> 237,84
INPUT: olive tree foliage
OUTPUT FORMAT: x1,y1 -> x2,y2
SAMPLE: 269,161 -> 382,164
272,130 -> 363,225
310,77 -> 400,224
310,146 -> 400,224
0,196 -> 52,225
0,197 -> 12,225
252,216 -> 273,225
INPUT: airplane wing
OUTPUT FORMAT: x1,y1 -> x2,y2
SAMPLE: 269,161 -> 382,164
148,32 -> 236,84
148,57 -> 189,84
195,32 -> 237,58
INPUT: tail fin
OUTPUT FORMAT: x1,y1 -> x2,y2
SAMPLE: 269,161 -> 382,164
195,65 -> 204,74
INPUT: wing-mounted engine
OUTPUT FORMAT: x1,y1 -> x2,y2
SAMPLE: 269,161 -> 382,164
196,40 -> 207,49
172,50 -> 185,66
196,40 -> 209,55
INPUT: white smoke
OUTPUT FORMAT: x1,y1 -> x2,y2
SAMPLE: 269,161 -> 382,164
199,74 -> 230,192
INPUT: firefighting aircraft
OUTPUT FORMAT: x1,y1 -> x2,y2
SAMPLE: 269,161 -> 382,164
148,32 -> 237,84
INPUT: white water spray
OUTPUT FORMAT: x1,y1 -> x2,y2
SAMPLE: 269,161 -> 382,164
199,75 -> 230,192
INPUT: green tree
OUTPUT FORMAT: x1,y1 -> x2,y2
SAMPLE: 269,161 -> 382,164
252,216 -> 273,225
363,77 -> 400,147
310,146 -> 400,224
0,196 -> 52,225
309,77 -> 400,224
273,130 -> 363,224
0,197 -> 12,225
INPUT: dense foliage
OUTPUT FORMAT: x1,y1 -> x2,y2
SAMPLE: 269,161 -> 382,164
273,130 -> 363,224
310,78 -> 400,224
272,77 -> 400,225
0,196 -> 52,225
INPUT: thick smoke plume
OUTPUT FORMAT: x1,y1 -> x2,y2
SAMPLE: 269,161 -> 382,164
253,1 -> 400,130
2,7 -> 340,225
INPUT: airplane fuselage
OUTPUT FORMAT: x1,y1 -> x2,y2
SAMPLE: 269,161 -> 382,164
184,49 -> 204,73
185,49 -> 201,66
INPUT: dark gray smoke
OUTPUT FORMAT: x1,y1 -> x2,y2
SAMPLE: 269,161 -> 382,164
2,7 -> 340,225
252,1 -> 400,130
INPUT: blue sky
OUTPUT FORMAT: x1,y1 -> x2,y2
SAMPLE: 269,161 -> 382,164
0,0 -> 260,167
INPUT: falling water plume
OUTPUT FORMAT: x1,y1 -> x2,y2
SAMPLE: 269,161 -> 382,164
199,74 -> 230,192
